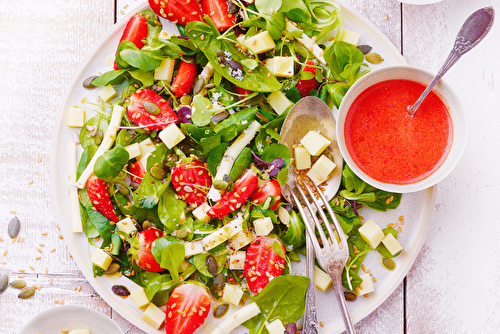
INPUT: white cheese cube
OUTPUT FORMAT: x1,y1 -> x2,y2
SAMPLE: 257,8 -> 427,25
192,202 -> 212,223
124,142 -> 141,160
222,283 -> 244,305
137,138 -> 156,159
116,217 -> 137,235
228,230 -> 254,251
300,130 -> 331,156
67,106 -> 85,128
307,154 -> 336,185
184,239 -> 205,257
341,29 -> 360,46
355,273 -> 375,296
241,31 -> 276,54
141,303 -> 165,329
154,58 -> 176,81
358,219 -> 384,248
266,318 -> 286,334
159,123 -> 185,149
90,248 -> 112,270
253,217 -> 274,236
229,251 -> 246,270
98,84 -> 118,102
382,233 -> 403,255
263,57 -> 294,78
203,217 -> 243,250
267,91 -> 293,115
68,330 -> 90,334
294,145 -> 311,170
314,267 -> 332,292
130,288 -> 150,310
211,302 -> 261,334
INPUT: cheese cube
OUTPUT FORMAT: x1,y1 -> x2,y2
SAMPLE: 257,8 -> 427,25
154,58 -> 176,82
307,154 -> 336,185
159,123 -> 185,149
203,217 -> 243,250
355,273 -> 375,296
116,217 -> 137,235
266,319 -> 286,334
382,233 -> 403,255
68,330 -> 90,334
229,251 -> 246,270
137,138 -> 156,159
300,130 -> 331,156
240,31 -> 276,54
228,230 -> 254,251
294,145 -> 311,170
314,267 -> 332,292
358,219 -> 384,248
263,57 -> 294,78
253,217 -> 274,236
99,84 -> 118,102
90,248 -> 113,270
267,91 -> 293,115
67,106 -> 85,128
130,288 -> 150,310
124,142 -> 141,159
341,29 -> 360,46
222,283 -> 244,305
184,239 -> 205,257
141,303 -> 165,329
192,202 -> 212,223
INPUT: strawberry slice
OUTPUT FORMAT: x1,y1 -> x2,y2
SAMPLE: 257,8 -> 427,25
295,60 -> 320,97
207,169 -> 258,218
172,157 -> 212,208
244,236 -> 286,294
114,14 -> 149,70
148,0 -> 203,26
130,228 -> 165,272
127,88 -> 178,131
249,179 -> 282,210
86,174 -> 119,222
171,61 -> 198,97
232,84 -> 253,99
201,0 -> 236,32
129,160 -> 146,185
166,283 -> 211,334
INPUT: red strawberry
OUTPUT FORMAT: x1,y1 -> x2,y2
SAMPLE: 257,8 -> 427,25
244,236 -> 286,294
131,228 -> 165,272
249,179 -> 282,210
129,160 -> 146,184
295,60 -> 320,97
171,61 -> 198,97
86,174 -> 119,222
114,14 -> 149,70
232,84 -> 253,99
148,0 -> 203,26
201,0 -> 236,32
166,283 -> 211,334
207,169 -> 258,218
127,88 -> 178,131
172,158 -> 212,208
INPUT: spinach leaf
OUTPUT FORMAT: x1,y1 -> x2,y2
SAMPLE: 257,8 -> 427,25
261,143 -> 291,166
77,146 -> 96,179
91,70 -> 128,87
80,115 -> 108,150
157,187 -> 187,232
151,236 -> 185,281
207,142 -> 230,176
94,145 -> 129,181
192,245 -> 229,277
133,173 -> 171,209
116,41 -> 163,71
229,147 -> 252,180
280,210 -> 306,250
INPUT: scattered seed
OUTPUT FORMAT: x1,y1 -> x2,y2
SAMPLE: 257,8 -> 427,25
382,257 -> 396,271
213,303 -> 230,318
112,285 -> 130,297
344,291 -> 357,301
102,263 -> 121,276
8,216 -> 21,239
18,286 -> 36,299
83,75 -> 98,89
357,44 -> 372,55
365,52 -> 384,64
11,279 -> 27,289
2,250 -> 7,256
0,274 -> 9,294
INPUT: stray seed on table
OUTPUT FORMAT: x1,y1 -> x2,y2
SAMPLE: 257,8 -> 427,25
45,268 -> 48,274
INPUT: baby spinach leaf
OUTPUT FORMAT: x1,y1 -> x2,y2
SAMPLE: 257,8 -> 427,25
91,70 -> 128,87
280,210 -> 306,250
261,143 -> 291,166
229,147 -> 252,180
160,243 -> 185,282
133,173 -> 171,209
158,188 -> 187,232
207,142 -> 230,176
77,146 -> 96,179
255,0 -> 282,15
94,145 -> 129,182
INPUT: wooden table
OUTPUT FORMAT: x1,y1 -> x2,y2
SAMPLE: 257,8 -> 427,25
1,0 -> 499,333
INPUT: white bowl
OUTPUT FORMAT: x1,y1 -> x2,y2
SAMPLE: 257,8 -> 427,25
336,65 -> 467,193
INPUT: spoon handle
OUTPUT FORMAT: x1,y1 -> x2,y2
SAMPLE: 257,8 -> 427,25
302,234 -> 320,334
408,6 -> 494,115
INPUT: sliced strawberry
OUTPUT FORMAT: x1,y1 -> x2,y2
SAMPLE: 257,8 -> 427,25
166,283 -> 211,334
86,174 -> 119,222
172,158 -> 212,208
114,14 -> 149,70
129,160 -> 146,184
232,84 -> 253,99
127,88 -> 178,131
207,169 -> 258,218
201,0 -> 236,32
244,236 -> 286,294
249,179 -> 281,210
171,61 -> 198,97
148,0 -> 203,26
130,228 -> 165,272
295,60 -> 320,97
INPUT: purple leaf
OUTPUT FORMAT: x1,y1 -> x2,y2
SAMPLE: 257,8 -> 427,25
177,106 -> 192,124
251,150 -> 284,176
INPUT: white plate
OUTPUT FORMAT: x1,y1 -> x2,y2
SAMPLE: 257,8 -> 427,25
18,305 -> 125,334
398,0 -> 444,4
50,1 -> 436,333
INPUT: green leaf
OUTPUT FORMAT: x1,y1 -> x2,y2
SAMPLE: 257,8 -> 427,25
157,188 -> 187,232
255,0 -> 282,15
229,147 -> 252,180
280,210 -> 306,250
160,243 -> 185,281
191,95 -> 217,127
94,145 -> 129,181
133,173 -> 171,209
91,70 -> 128,86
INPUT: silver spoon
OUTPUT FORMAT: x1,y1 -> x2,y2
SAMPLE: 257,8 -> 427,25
408,6 -> 494,115
280,96 -> 348,333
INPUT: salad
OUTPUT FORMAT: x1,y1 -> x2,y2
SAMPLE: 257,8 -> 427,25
68,0 -> 404,333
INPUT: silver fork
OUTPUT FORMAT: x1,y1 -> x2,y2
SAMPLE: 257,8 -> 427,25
288,181 -> 356,334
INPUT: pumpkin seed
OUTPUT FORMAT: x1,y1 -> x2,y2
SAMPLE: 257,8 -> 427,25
229,60 -> 243,72
130,182 -> 140,191
8,216 -> 21,238
357,45 -> 372,55
255,112 -> 270,123
150,166 -> 167,180
10,279 -> 26,289
115,183 -> 130,196
142,220 -> 152,230
214,303 -> 230,318
0,274 -> 8,294
179,95 -> 192,106
172,229 -> 189,239
213,180 -> 229,191
211,110 -> 229,123
18,286 -> 35,299
111,285 -> 130,297
181,55 -> 196,64
227,1 -> 238,13
344,291 -> 357,301
365,52 -> 384,65
278,206 -> 291,226
179,260 -> 192,273
144,101 -> 161,115
382,257 -> 396,271
192,78 -> 205,95
102,263 -> 121,275
83,75 -> 98,89
94,130 -> 103,146
206,255 -> 218,276
213,273 -> 225,293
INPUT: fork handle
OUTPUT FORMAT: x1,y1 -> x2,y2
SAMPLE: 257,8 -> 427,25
328,270 -> 356,334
